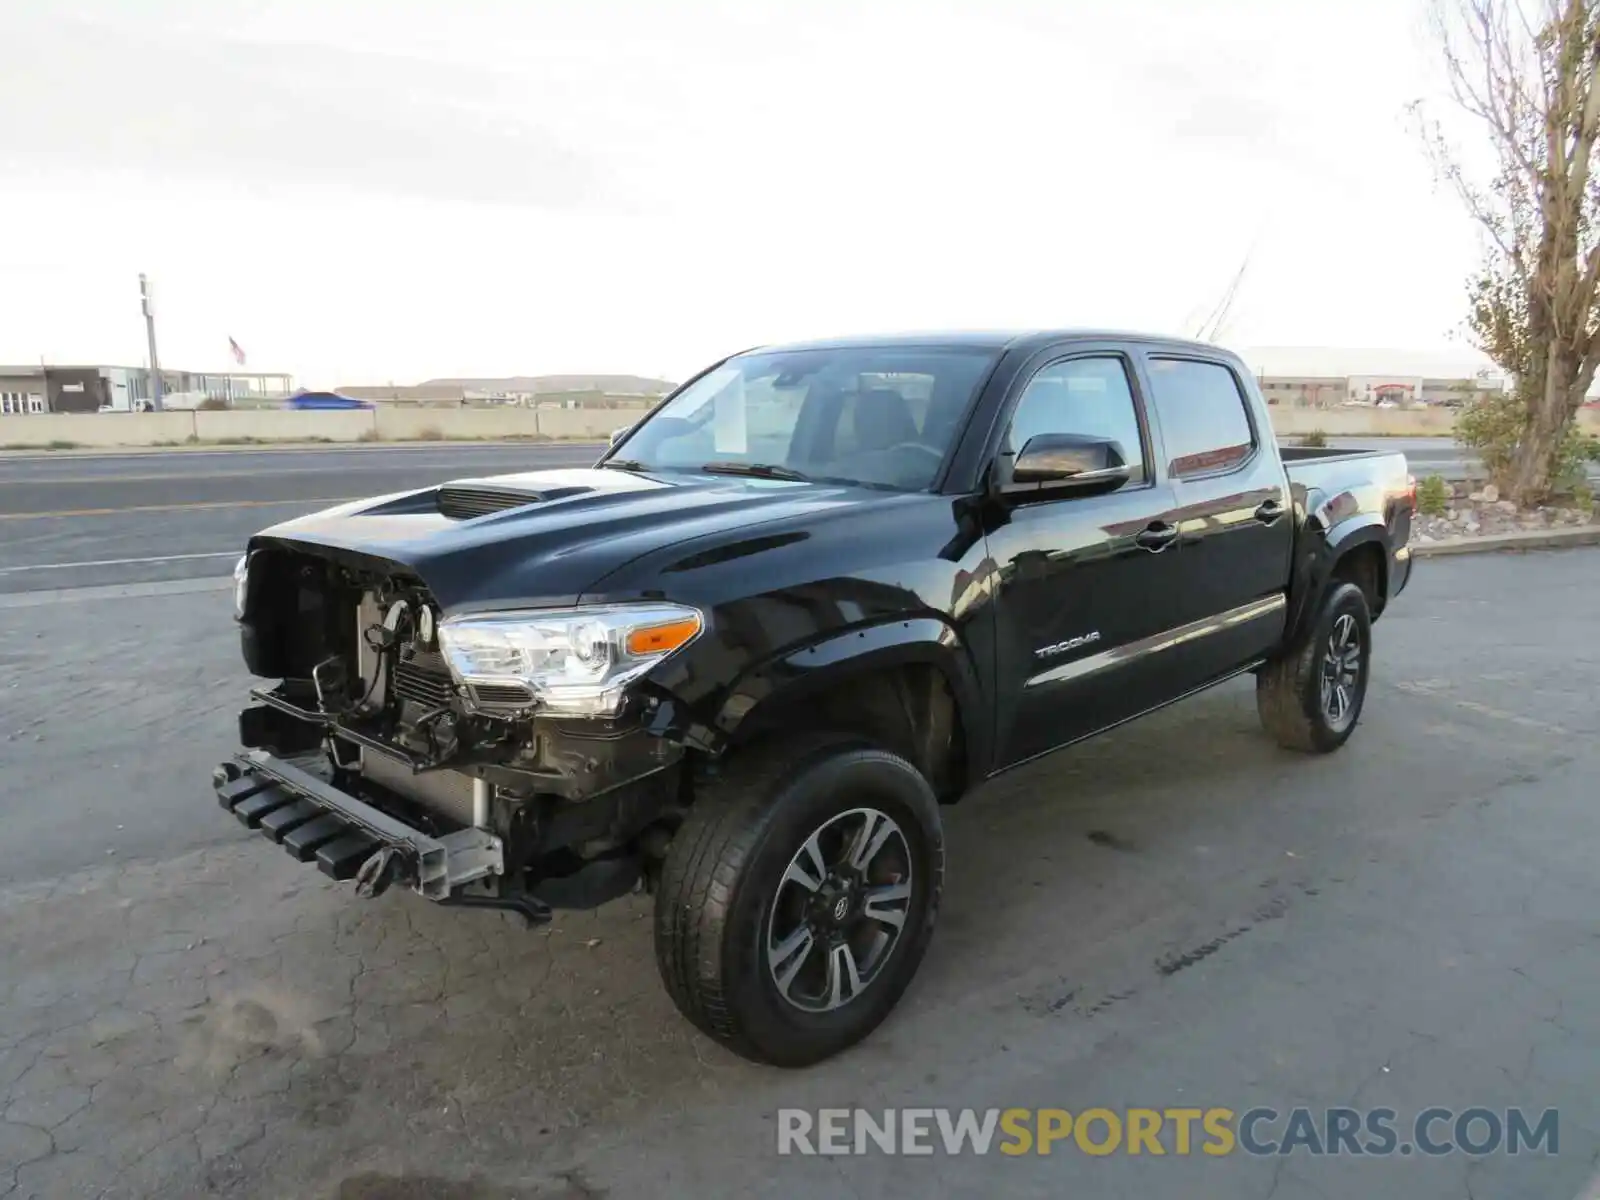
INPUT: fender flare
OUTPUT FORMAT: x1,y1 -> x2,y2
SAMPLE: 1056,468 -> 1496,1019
1286,509 -> 1390,645
707,616 -> 989,781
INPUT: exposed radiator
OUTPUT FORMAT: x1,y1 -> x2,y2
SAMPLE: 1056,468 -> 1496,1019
360,748 -> 477,827
352,591 -> 476,825
392,648 -> 455,708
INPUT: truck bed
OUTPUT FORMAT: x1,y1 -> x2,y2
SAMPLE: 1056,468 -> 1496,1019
1277,445 -> 1393,463
1279,443 -> 1413,558
1279,444 -> 1409,493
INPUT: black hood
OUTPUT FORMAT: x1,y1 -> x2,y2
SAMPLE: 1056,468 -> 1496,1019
250,466 -> 891,613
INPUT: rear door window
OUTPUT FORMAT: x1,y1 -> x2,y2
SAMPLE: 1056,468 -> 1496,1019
1145,358 -> 1256,478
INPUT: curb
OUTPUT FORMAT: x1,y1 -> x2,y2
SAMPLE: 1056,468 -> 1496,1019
1411,525 -> 1600,556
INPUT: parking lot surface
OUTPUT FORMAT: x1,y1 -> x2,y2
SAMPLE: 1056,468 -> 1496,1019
0,443 -> 603,594
3,551 -> 1599,1199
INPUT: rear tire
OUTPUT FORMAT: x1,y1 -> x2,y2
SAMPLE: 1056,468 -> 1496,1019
653,732 -> 943,1067
1256,581 -> 1372,753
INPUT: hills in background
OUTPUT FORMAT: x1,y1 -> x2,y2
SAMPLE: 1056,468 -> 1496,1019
416,374 -> 676,394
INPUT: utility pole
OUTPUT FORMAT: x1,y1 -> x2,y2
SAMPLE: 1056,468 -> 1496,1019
139,273 -> 164,411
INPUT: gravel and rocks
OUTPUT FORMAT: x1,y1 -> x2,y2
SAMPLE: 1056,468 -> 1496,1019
1412,479 -> 1597,543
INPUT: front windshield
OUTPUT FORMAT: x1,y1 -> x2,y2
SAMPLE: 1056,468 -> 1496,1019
608,346 -> 998,491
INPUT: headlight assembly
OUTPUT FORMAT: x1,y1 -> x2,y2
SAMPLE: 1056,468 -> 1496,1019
232,553 -> 251,620
436,603 -> 702,717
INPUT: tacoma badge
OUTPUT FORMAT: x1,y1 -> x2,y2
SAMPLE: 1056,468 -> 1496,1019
1035,632 -> 1101,658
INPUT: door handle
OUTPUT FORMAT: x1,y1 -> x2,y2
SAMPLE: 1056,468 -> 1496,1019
1254,499 -> 1285,525
1135,521 -> 1178,552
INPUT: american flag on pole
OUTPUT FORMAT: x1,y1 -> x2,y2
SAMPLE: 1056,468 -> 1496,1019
228,337 -> 246,366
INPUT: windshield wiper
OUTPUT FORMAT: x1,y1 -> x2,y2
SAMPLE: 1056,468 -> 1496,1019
698,461 -> 809,481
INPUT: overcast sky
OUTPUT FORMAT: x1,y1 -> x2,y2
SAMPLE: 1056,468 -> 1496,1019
0,0 -> 1488,386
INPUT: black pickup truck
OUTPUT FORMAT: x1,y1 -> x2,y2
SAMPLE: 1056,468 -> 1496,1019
219,331 -> 1414,1066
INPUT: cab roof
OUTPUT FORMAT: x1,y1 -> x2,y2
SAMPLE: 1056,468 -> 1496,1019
739,329 -> 1233,358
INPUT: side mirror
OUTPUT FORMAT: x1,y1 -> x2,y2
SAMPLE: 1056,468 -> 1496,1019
1002,433 -> 1132,499
609,425 -> 631,448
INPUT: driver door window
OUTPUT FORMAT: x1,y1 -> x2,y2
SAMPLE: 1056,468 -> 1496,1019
989,352 -> 1181,766
1005,357 -> 1147,486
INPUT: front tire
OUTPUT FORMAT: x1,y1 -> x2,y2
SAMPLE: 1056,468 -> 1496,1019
1256,581 -> 1372,753
654,733 -> 944,1067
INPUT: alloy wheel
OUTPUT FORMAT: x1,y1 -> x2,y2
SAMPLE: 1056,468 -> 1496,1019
765,807 -> 914,1013
1319,612 -> 1363,730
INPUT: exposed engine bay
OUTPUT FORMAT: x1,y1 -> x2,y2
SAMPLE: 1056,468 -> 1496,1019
232,546 -> 690,920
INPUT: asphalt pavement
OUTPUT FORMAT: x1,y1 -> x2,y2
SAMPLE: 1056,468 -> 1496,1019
1322,434 -> 1600,484
2,542 -> 1599,1199
0,442 -> 605,593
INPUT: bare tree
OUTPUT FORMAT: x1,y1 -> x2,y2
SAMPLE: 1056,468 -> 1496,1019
1419,0 -> 1600,503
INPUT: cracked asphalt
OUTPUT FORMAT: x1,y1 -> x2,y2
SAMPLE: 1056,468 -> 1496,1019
3,550 -> 1599,1199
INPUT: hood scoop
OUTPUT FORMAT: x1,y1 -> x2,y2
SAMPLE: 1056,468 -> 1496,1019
435,478 -> 603,520
437,484 -> 547,520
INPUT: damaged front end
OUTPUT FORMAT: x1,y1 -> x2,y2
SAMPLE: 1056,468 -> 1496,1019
219,542 -> 705,924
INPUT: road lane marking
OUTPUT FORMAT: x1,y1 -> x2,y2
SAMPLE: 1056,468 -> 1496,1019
0,497 -> 356,520
0,576 -> 233,609
0,440 -> 605,461
0,551 -> 242,575
0,452 -> 601,486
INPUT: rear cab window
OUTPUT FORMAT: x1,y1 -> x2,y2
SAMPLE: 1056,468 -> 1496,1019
1145,358 -> 1257,478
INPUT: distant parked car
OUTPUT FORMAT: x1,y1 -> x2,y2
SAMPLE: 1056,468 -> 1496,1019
284,391 -> 374,411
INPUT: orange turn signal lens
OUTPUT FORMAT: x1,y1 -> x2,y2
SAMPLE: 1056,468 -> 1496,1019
625,616 -> 701,656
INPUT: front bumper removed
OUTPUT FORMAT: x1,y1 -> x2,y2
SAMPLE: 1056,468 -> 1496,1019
214,749 -> 502,900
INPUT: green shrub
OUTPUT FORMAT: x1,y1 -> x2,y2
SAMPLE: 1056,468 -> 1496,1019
1417,474 -> 1450,516
412,425 -> 444,442
1455,390 -> 1594,492
1299,429 -> 1329,448
46,439 -> 79,450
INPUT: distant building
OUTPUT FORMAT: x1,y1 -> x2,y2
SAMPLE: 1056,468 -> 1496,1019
1346,375 -> 1426,406
1255,375 -> 1346,408
0,366 -> 109,414
115,367 -> 295,409
1256,370 -> 1512,409
0,367 -> 48,415
0,365 -> 295,415
1244,349 -> 1526,408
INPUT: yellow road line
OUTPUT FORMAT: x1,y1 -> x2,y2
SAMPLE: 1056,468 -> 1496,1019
0,497 -> 356,521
